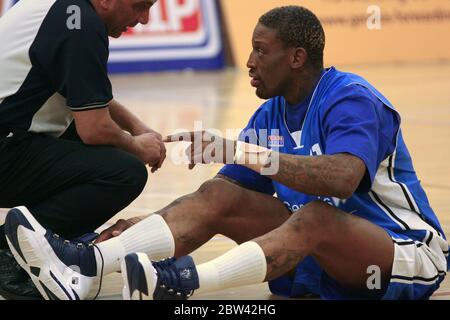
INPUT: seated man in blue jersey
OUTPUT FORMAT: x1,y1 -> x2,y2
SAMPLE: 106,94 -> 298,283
4,5 -> 449,300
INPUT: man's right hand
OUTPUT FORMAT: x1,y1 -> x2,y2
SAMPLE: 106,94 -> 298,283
132,132 -> 166,172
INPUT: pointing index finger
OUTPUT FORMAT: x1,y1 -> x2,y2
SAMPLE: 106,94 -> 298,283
163,131 -> 195,143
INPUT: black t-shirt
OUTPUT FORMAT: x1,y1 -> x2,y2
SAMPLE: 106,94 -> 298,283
0,0 -> 113,136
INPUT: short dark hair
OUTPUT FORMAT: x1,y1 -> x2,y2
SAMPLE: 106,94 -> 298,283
259,6 -> 325,69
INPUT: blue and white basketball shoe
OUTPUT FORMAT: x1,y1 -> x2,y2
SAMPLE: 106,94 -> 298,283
121,253 -> 199,300
4,206 -> 101,300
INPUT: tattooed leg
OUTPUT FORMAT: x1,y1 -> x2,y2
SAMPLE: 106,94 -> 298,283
156,177 -> 290,257
253,200 -> 393,292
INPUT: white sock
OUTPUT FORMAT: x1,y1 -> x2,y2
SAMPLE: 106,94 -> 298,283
94,214 -> 175,275
195,241 -> 267,295
94,237 -> 126,275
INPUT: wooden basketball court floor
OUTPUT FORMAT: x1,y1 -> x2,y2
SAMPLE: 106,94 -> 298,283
1,62 -> 450,300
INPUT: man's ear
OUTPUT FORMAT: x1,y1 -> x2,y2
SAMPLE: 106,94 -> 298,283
291,47 -> 307,69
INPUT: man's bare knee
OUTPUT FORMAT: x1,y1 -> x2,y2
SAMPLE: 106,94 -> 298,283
290,200 -> 333,228
197,178 -> 229,194
196,178 -> 237,217
284,201 -> 341,253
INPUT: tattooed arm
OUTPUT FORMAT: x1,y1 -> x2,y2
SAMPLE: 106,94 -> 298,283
163,131 -> 366,199
242,152 -> 366,199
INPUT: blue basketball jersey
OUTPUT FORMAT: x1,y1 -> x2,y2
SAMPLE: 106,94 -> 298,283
219,67 -> 449,296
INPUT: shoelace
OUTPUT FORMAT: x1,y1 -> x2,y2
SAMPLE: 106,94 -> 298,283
91,243 -> 104,300
153,258 -> 195,297
51,233 -> 105,300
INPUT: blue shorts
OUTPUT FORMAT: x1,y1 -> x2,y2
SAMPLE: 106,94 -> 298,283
269,230 -> 448,300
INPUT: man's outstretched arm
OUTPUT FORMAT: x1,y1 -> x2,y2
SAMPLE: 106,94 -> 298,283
164,131 -> 366,200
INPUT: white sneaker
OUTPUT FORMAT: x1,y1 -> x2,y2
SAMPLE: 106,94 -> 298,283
4,206 -> 101,300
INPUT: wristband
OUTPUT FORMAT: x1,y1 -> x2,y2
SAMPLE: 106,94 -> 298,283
233,141 -> 272,167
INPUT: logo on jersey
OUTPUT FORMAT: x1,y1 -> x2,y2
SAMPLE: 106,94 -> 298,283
268,135 -> 284,148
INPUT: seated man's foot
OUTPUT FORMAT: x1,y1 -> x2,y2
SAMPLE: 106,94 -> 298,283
4,206 -> 100,300
0,248 -> 43,300
121,253 -> 199,300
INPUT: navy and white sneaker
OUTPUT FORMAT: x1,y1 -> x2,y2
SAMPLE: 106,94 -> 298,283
121,253 -> 199,300
4,206 -> 101,300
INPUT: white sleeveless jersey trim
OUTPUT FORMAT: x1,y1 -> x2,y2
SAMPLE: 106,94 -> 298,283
0,0 -> 57,105
371,157 -> 432,232
370,155 -> 447,248
388,151 -> 421,215
371,155 -> 424,222
29,93 -> 73,137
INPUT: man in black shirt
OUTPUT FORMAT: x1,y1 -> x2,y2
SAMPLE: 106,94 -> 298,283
0,0 -> 161,299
